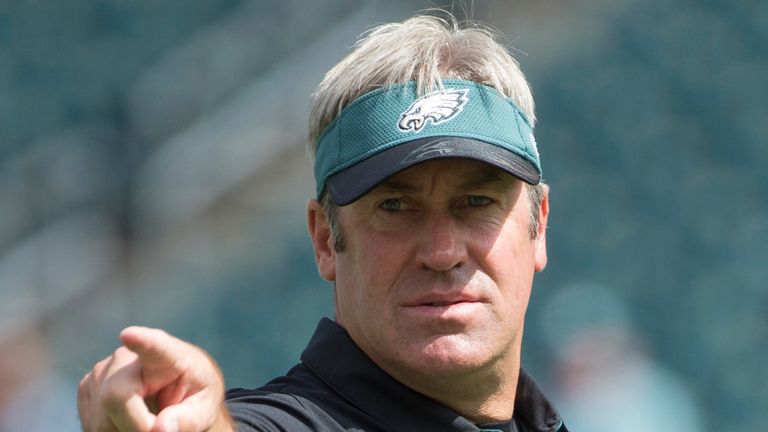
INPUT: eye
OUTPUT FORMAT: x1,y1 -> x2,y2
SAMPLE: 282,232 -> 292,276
465,195 -> 493,207
380,198 -> 404,212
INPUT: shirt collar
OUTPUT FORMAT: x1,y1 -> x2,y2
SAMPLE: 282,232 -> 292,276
300,318 -> 565,432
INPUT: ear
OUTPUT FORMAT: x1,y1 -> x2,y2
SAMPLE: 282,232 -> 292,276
534,185 -> 550,273
307,199 -> 336,281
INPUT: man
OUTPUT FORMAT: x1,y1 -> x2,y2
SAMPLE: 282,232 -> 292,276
78,14 -> 567,432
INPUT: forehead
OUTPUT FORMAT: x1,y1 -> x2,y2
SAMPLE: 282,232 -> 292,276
371,159 -> 519,193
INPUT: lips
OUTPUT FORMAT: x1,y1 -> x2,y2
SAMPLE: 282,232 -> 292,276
403,293 -> 485,308
400,295 -> 486,322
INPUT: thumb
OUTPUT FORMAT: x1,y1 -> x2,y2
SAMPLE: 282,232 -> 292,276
151,395 -> 223,432
151,409 -> 180,432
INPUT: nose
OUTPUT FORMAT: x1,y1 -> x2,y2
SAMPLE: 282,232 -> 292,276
417,211 -> 468,272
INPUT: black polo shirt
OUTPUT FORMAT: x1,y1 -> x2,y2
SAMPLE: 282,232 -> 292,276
227,318 -> 567,432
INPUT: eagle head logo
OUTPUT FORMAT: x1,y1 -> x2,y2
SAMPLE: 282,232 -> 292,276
398,88 -> 469,132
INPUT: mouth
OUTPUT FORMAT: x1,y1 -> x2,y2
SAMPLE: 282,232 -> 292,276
423,300 -> 473,307
402,294 -> 487,319
405,292 -> 483,306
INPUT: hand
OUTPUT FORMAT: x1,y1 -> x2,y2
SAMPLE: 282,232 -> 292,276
78,327 -> 233,432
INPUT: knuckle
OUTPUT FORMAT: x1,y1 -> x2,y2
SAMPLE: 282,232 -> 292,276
95,355 -> 142,412
99,383 -> 134,411
78,372 -> 91,394
92,358 -> 107,373
114,346 -> 134,358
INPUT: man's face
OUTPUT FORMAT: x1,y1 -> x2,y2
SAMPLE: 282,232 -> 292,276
309,159 -> 548,384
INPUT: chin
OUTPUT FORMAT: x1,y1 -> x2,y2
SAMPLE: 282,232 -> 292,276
406,334 -> 496,373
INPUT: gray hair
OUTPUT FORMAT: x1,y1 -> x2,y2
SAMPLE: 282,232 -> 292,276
310,13 -> 545,252
308,13 -> 536,155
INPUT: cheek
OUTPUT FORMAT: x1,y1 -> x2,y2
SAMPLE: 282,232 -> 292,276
481,225 -> 537,296
337,231 -> 408,304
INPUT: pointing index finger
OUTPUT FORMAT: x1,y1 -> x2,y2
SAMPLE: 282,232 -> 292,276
119,326 -> 187,372
115,326 -> 230,431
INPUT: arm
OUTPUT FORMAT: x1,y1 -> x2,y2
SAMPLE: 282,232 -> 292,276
77,326 -> 234,432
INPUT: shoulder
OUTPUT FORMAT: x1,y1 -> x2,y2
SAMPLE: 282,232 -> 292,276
226,363 -> 329,431
225,364 -> 383,432
227,388 -> 330,432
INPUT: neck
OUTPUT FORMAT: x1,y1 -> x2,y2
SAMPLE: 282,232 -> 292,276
367,342 -> 522,424
414,358 -> 521,423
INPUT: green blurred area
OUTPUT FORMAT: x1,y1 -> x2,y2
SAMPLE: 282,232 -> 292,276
0,1 -> 765,431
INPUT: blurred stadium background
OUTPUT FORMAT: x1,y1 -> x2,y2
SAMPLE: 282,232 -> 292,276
0,1 -> 766,431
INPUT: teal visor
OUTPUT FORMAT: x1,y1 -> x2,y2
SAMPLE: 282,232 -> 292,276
314,79 -> 541,205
